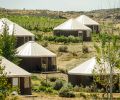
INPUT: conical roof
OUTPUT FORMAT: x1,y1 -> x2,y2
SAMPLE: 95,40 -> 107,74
54,18 -> 91,31
0,18 -> 34,36
68,57 -> 120,76
0,56 -> 31,77
76,15 -> 99,25
16,41 -> 56,57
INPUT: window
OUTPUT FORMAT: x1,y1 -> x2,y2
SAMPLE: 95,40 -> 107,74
86,31 -> 90,37
24,77 -> 30,88
52,57 -> 56,65
12,78 -> 18,86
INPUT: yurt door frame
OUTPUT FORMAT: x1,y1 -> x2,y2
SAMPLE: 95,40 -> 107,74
41,57 -> 48,71
78,30 -> 83,40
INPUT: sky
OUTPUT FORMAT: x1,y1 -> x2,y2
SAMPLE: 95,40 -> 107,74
0,0 -> 120,11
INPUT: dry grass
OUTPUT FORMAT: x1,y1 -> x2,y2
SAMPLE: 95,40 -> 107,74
20,92 -> 83,100
47,42 -> 96,71
19,92 -> 120,100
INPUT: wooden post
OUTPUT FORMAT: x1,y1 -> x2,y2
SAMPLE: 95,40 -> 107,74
24,36 -> 25,43
118,74 -> 120,92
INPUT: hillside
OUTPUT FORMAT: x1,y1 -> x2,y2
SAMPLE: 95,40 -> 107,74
0,8 -> 120,21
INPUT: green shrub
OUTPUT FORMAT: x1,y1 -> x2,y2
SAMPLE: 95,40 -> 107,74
59,87 -> 75,98
35,34 -> 43,41
53,80 -> 63,90
39,86 -> 47,92
58,68 -> 67,74
79,84 -> 86,92
90,93 -> 98,99
73,85 -> 80,92
68,35 -> 81,43
58,45 -> 68,52
6,95 -> 18,100
41,80 -> 51,87
84,86 -> 91,92
44,35 -> 56,41
0,93 -> 5,100
31,76 -> 39,80
63,83 -> 73,90
97,88 -> 104,93
33,85 -> 54,93
49,77 -> 57,82
43,35 -> 81,43
42,41 -> 48,47
45,87 -> 53,93
55,36 -> 68,43
82,45 -> 89,53
11,86 -> 20,94
32,86 -> 40,92
80,93 -> 87,99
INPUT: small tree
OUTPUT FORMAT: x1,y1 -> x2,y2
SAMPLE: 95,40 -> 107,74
0,59 -> 11,100
0,22 -> 20,64
93,33 -> 120,99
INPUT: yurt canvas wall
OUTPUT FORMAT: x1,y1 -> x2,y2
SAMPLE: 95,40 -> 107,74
68,57 -> 120,87
76,15 -> 100,33
0,18 -> 35,47
1,56 -> 31,95
53,18 -> 92,41
16,41 -> 57,72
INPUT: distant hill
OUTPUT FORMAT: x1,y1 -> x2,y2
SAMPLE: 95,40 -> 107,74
0,8 -> 120,21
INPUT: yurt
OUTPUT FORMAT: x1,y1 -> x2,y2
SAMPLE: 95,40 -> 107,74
53,18 -> 92,41
16,41 -> 57,72
68,57 -> 120,86
0,56 -> 31,95
0,18 -> 35,47
76,15 -> 100,33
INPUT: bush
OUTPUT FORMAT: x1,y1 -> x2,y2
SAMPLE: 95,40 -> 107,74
44,35 -> 56,41
0,93 -> 5,100
58,45 -> 68,52
84,86 -> 91,92
39,86 -> 47,92
49,77 -> 57,82
32,86 -> 54,93
31,76 -> 39,80
42,41 -> 48,47
97,88 -> 104,93
55,36 -> 68,43
35,34 -> 43,41
45,87 -> 53,93
68,35 -> 81,43
73,85 -> 80,92
53,80 -> 63,90
6,95 -> 18,100
41,80 -> 51,87
32,86 -> 40,92
90,93 -> 98,99
59,87 -> 75,98
80,93 -> 87,99
58,68 -> 67,74
11,86 -> 20,94
43,35 -> 81,43
63,83 -> 73,90
39,86 -> 54,93
82,45 -> 89,53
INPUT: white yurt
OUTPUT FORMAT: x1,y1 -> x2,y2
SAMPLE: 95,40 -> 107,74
76,15 -> 100,33
53,18 -> 92,41
68,57 -> 120,86
0,18 -> 35,47
16,41 -> 57,72
0,56 -> 31,95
